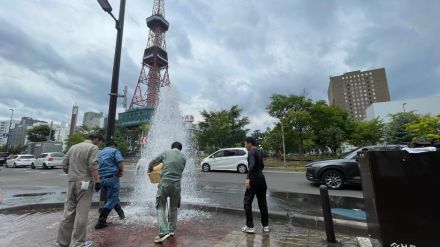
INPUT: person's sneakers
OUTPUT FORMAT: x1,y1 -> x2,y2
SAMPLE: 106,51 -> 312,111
241,226 -> 256,233
262,225 -> 270,233
154,233 -> 171,243
84,240 -> 93,247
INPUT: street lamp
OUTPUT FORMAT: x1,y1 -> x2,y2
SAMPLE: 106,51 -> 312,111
97,0 -> 126,143
97,0 -> 126,213
6,109 -> 14,153
403,103 -> 407,113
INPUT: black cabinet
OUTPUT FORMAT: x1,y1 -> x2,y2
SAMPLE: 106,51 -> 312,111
358,150 -> 440,247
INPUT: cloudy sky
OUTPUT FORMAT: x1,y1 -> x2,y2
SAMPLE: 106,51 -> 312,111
0,0 -> 439,130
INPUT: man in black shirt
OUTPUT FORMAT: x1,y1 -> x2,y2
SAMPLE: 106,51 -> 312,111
242,137 -> 269,233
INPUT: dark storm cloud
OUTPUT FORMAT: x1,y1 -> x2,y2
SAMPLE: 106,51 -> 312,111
0,0 -> 439,130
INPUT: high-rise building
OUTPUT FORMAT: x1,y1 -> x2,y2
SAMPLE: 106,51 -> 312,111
0,120 -> 19,145
7,117 -> 48,148
69,105 -> 79,135
83,112 -> 104,129
328,68 -> 391,120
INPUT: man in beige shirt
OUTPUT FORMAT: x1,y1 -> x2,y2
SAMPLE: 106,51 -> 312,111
56,134 -> 104,247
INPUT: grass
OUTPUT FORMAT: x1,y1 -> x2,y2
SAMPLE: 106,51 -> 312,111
264,158 -> 307,172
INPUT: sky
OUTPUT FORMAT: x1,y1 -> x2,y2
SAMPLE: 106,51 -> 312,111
0,0 -> 439,131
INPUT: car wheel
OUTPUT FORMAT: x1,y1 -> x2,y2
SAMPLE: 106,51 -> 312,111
237,164 -> 248,174
322,170 -> 345,190
31,163 -> 35,169
202,163 -> 210,172
42,163 -> 48,169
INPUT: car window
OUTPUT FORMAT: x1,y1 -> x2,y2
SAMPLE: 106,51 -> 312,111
343,149 -> 361,160
213,151 -> 224,158
51,153 -> 65,157
38,154 -> 46,158
223,150 -> 236,157
234,150 -> 246,156
21,155 -> 34,159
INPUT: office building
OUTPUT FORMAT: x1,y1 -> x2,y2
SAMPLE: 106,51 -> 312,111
83,112 -> 104,129
328,68 -> 391,120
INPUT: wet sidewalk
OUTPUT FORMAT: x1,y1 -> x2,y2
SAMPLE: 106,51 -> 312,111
0,208 -> 360,247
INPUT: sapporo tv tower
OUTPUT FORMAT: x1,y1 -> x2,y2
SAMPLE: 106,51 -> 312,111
119,0 -> 170,128
131,0 -> 170,108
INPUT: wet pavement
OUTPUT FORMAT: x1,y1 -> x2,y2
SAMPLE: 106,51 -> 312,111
0,167 -> 366,222
0,208 -> 361,247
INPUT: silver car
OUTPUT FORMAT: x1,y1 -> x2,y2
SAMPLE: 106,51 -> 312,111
32,152 -> 65,169
5,154 -> 36,168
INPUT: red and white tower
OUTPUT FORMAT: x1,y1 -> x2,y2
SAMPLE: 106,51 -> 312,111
130,0 -> 170,109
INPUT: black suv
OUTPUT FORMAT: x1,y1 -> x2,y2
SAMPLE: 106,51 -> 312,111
305,145 -> 407,189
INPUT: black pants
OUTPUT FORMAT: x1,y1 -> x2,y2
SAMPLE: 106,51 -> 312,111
244,176 -> 269,227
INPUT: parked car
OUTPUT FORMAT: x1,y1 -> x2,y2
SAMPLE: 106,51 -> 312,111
305,145 -> 407,190
32,152 -> 65,169
0,152 -> 9,166
5,154 -> 36,168
201,148 -> 248,173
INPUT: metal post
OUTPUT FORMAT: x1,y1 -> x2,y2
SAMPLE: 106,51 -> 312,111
101,0 -> 126,213
320,185 -> 336,243
105,0 -> 126,143
281,123 -> 287,167
6,109 -> 14,153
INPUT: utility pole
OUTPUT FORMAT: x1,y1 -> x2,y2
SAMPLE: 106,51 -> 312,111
281,123 -> 287,167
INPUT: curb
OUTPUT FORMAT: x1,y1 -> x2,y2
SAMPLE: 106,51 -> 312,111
0,202 -> 367,235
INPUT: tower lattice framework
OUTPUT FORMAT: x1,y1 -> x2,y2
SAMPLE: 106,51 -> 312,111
130,0 -> 170,109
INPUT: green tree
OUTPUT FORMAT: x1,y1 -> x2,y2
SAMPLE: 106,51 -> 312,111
262,125 -> 298,156
385,112 -> 420,144
349,119 -> 385,147
406,115 -> 440,142
65,133 -> 87,151
196,105 -> 249,152
10,145 -> 28,154
309,101 -> 354,153
267,94 -> 314,155
27,125 -> 55,142
251,130 -> 265,145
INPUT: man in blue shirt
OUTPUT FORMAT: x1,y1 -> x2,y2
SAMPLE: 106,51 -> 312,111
95,141 -> 125,229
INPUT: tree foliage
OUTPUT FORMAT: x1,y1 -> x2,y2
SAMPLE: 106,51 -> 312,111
406,115 -> 440,142
10,144 -> 28,154
349,119 -> 385,147
267,94 -> 314,155
196,105 -> 249,153
27,125 -> 55,142
384,112 -> 420,144
309,101 -> 353,153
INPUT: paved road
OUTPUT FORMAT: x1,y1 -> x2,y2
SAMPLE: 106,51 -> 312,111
0,165 -> 362,202
198,170 -> 363,198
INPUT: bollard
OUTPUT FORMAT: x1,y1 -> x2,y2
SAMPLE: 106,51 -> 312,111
320,185 -> 337,243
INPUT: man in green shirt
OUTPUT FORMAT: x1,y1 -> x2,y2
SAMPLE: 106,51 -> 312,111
148,142 -> 186,243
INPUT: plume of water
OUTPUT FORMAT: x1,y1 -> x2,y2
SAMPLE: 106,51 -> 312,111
125,86 -> 205,224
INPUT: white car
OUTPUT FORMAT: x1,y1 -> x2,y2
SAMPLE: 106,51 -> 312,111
32,152 -> 65,169
5,154 -> 36,168
201,148 -> 248,173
